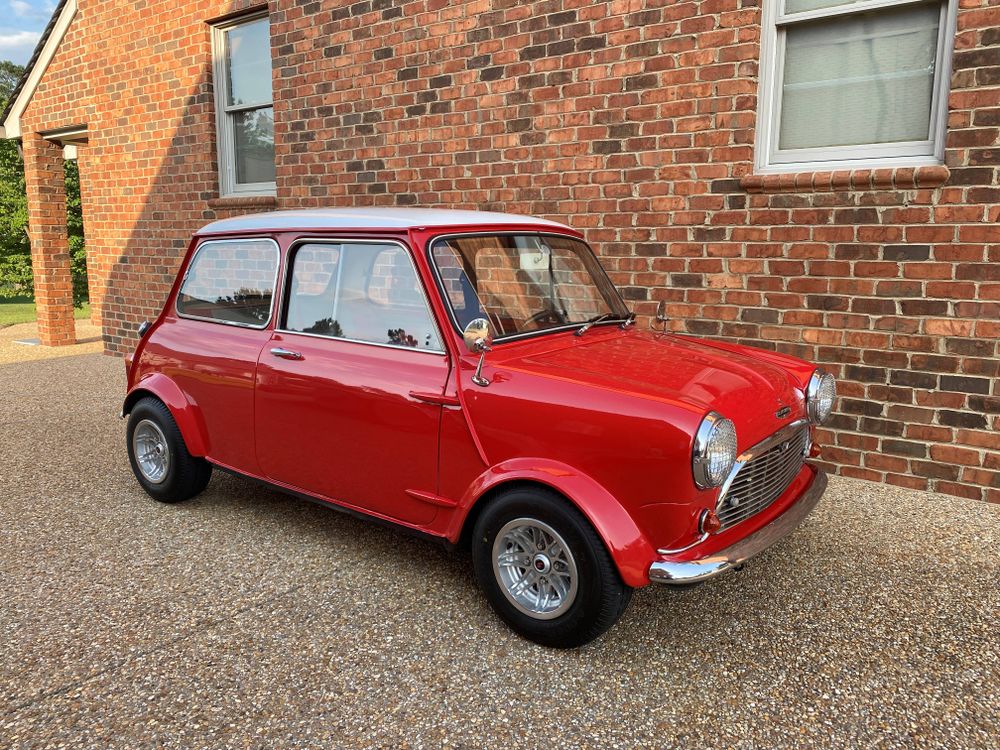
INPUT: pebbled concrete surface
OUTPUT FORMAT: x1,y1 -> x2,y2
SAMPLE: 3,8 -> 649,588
0,353 -> 997,749
0,319 -> 103,364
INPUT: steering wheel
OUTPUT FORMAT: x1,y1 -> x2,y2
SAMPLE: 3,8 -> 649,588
525,308 -> 566,329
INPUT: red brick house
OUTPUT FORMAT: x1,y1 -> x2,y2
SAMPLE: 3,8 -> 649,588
1,0 -> 997,501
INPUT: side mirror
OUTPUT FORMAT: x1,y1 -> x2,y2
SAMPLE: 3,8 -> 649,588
463,318 -> 493,387
463,317 -> 493,353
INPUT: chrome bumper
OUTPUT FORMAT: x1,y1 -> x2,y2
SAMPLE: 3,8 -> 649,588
648,468 -> 827,585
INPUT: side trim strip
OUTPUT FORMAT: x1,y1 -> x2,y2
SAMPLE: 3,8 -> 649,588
405,489 -> 460,508
408,390 -> 461,407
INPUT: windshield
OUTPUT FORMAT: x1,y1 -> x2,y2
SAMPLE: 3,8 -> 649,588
431,234 -> 629,339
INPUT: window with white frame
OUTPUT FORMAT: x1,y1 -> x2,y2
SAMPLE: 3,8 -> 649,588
212,14 -> 275,196
756,0 -> 957,173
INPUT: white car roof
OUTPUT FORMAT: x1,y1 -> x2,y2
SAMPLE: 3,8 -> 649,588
199,207 -> 572,234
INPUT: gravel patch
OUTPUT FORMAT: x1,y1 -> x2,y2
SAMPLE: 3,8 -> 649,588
0,320 -> 103,364
0,354 -> 997,749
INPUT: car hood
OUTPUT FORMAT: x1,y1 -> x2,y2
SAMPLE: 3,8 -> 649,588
500,330 -> 806,447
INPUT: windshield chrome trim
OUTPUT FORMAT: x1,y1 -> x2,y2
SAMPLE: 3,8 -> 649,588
425,230 -> 630,345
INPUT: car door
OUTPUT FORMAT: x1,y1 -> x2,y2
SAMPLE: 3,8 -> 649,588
253,239 -> 450,526
161,237 -> 280,474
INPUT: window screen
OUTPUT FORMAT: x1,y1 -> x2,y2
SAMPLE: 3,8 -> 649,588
176,239 -> 278,327
779,3 -> 941,150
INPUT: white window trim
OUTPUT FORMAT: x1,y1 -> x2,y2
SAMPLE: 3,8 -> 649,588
754,0 -> 958,174
211,12 -> 276,197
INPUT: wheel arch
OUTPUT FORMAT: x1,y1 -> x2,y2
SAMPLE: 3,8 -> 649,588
450,459 -> 655,589
122,374 -> 210,457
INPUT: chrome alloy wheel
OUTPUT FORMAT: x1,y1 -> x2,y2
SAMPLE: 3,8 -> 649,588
132,419 -> 170,484
492,518 -> 579,620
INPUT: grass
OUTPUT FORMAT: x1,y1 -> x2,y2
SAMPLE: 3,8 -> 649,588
0,296 -> 91,326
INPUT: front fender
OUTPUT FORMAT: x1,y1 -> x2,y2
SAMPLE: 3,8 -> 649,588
122,373 -> 210,457
448,457 -> 656,588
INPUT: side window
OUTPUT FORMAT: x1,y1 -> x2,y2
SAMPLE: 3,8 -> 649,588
176,239 -> 278,327
285,243 -> 442,352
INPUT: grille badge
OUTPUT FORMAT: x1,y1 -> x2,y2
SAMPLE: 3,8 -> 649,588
776,405 -> 791,418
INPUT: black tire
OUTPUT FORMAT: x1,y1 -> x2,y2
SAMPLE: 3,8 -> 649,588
472,486 -> 632,648
126,397 -> 212,503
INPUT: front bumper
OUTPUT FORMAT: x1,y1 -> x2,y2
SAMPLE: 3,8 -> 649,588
648,468 -> 827,585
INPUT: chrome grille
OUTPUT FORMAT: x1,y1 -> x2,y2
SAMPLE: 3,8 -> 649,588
717,426 -> 809,531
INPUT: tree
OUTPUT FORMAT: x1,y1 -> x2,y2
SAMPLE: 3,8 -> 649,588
0,61 -> 22,95
0,61 -> 32,300
0,60 -> 88,307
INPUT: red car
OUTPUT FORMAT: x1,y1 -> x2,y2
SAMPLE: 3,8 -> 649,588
123,208 -> 835,647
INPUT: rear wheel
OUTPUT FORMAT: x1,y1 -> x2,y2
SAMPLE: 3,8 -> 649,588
126,397 -> 211,503
472,486 -> 632,648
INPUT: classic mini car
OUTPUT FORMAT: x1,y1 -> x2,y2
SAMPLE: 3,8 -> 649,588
123,207 -> 835,647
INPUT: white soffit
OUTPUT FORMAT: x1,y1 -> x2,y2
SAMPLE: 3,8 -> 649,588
1,0 -> 79,140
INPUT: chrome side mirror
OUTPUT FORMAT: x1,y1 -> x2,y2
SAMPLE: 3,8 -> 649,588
463,318 -> 493,387
651,300 -> 669,331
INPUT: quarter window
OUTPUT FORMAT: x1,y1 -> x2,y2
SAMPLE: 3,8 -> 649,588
212,14 -> 276,196
177,239 -> 279,327
757,0 -> 957,172
284,243 -> 443,352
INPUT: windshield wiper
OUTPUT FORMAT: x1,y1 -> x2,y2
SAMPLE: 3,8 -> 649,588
619,312 -> 636,329
575,313 -> 614,337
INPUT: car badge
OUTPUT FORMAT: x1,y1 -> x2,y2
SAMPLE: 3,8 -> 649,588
776,405 -> 791,419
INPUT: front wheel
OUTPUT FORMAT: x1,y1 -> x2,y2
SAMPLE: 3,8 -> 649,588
126,397 -> 212,503
472,486 -> 632,648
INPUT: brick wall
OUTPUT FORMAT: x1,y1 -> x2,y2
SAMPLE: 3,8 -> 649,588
18,0 -> 1000,501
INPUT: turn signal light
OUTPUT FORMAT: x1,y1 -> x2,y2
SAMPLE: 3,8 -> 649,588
700,509 -> 722,535
809,443 -> 822,458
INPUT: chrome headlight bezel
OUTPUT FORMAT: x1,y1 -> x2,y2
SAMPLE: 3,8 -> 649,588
806,369 -> 836,424
692,411 -> 738,490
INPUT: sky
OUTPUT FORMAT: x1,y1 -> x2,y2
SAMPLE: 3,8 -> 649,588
0,1 -> 58,67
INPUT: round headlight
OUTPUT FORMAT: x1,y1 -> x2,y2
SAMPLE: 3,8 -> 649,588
692,412 -> 738,489
806,370 -> 836,424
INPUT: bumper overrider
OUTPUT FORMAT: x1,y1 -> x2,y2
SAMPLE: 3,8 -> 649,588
648,468 -> 828,585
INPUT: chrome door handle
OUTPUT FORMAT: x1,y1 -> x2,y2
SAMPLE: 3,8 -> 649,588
270,347 -> 303,360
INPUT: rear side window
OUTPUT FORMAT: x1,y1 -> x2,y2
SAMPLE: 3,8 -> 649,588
284,242 -> 442,352
176,239 -> 279,327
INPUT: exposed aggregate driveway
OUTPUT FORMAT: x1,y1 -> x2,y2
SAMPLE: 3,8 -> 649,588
0,353 -> 997,749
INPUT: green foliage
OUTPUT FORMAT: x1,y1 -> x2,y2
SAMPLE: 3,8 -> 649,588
0,60 -> 88,308
0,297 -> 91,327
0,61 -> 22,95
0,61 -> 31,300
65,159 -> 88,307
